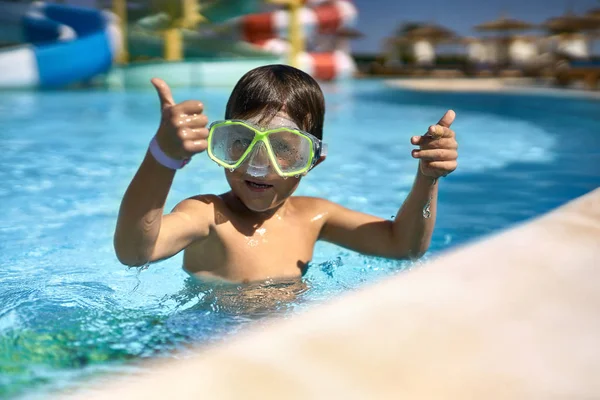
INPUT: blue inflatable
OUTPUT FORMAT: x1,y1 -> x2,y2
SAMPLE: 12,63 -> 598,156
0,1 -> 121,88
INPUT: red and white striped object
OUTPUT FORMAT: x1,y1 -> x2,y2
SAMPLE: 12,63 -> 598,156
232,0 -> 358,80
297,50 -> 357,81
248,39 -> 356,81
238,0 -> 357,43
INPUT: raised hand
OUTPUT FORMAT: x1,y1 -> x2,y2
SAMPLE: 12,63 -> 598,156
151,78 -> 209,161
410,110 -> 458,179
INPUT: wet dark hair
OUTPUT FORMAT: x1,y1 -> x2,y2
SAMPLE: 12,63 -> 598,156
225,64 -> 325,140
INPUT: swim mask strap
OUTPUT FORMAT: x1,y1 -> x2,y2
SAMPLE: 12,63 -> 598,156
149,135 -> 190,170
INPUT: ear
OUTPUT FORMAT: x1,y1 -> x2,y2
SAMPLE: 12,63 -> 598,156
304,154 -> 326,175
314,154 -> 326,167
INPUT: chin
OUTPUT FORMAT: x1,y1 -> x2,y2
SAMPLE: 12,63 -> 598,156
225,169 -> 300,213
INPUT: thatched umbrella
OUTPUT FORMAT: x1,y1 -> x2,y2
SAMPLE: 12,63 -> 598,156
542,14 -> 600,34
540,13 -> 599,60
585,8 -> 600,18
474,16 -> 534,34
583,8 -> 600,43
473,16 -> 534,65
584,9 -> 600,39
403,24 -> 457,43
392,23 -> 459,66
395,22 -> 457,42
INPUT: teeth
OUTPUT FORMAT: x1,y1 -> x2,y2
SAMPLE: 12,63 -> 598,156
247,181 -> 270,188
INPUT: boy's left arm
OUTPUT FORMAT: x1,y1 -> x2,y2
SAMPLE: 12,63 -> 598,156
319,110 -> 457,259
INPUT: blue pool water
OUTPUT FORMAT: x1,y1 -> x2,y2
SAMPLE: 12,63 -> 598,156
1,80 -> 599,398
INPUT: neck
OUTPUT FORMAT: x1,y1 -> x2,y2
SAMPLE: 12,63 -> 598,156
223,192 -> 288,221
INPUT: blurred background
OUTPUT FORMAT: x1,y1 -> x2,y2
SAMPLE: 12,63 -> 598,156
358,0 -> 600,89
0,0 -> 599,88
1,1 -> 599,399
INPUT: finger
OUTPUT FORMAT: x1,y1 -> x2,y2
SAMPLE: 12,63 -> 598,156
176,99 -> 205,116
411,135 -> 427,145
151,78 -> 176,110
422,160 -> 457,174
411,135 -> 452,147
427,125 -> 455,139
179,127 -> 209,142
424,126 -> 452,141
412,149 -> 458,161
182,138 -> 208,154
415,137 -> 458,150
187,115 -> 208,129
174,114 -> 208,129
437,109 -> 456,128
412,134 -> 442,146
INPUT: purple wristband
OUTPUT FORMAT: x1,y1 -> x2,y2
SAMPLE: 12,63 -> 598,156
149,136 -> 190,170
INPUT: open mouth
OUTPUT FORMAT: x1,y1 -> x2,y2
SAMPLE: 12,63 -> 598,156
245,180 -> 273,191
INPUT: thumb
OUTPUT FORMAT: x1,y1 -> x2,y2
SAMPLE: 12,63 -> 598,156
437,109 -> 456,128
151,78 -> 175,110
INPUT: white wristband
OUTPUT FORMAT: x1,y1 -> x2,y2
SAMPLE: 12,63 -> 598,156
149,136 -> 190,170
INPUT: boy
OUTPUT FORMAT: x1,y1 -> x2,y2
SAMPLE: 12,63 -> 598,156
114,65 -> 458,283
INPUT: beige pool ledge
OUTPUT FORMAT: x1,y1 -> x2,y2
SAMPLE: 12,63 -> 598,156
386,78 -> 600,99
59,188 -> 600,399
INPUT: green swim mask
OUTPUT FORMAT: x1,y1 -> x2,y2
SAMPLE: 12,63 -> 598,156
207,117 -> 327,177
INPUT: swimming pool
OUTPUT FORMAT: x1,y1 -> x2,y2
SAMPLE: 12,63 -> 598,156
1,80 -> 599,398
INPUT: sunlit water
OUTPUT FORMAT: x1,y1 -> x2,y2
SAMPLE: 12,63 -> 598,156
1,80 -> 599,398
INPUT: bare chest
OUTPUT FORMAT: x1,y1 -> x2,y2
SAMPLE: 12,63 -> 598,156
184,218 -> 319,282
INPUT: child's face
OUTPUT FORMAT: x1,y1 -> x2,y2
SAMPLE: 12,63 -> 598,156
224,111 -> 307,213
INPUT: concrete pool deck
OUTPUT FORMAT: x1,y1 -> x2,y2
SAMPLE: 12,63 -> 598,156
386,78 -> 600,99
56,188 -> 600,399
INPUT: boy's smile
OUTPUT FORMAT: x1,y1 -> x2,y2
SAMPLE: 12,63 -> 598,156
245,179 -> 274,192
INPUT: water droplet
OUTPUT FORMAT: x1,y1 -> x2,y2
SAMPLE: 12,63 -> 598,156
283,176 -> 288,180
294,174 -> 299,178
229,168 -> 235,172
422,201 -> 432,219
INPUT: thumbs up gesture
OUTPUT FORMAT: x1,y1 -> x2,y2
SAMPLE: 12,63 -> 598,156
411,110 -> 458,179
151,78 -> 209,161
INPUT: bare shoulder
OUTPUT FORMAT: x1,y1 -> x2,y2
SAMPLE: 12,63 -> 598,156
291,196 -> 384,225
290,196 -> 338,217
170,194 -> 225,225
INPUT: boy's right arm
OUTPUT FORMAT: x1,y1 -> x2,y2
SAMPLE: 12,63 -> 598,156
113,78 -> 210,266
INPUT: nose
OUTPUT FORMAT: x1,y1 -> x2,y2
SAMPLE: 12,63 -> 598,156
246,142 -> 272,177
248,142 -> 269,166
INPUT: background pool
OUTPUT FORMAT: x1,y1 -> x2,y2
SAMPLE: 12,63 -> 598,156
1,80 -> 599,398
